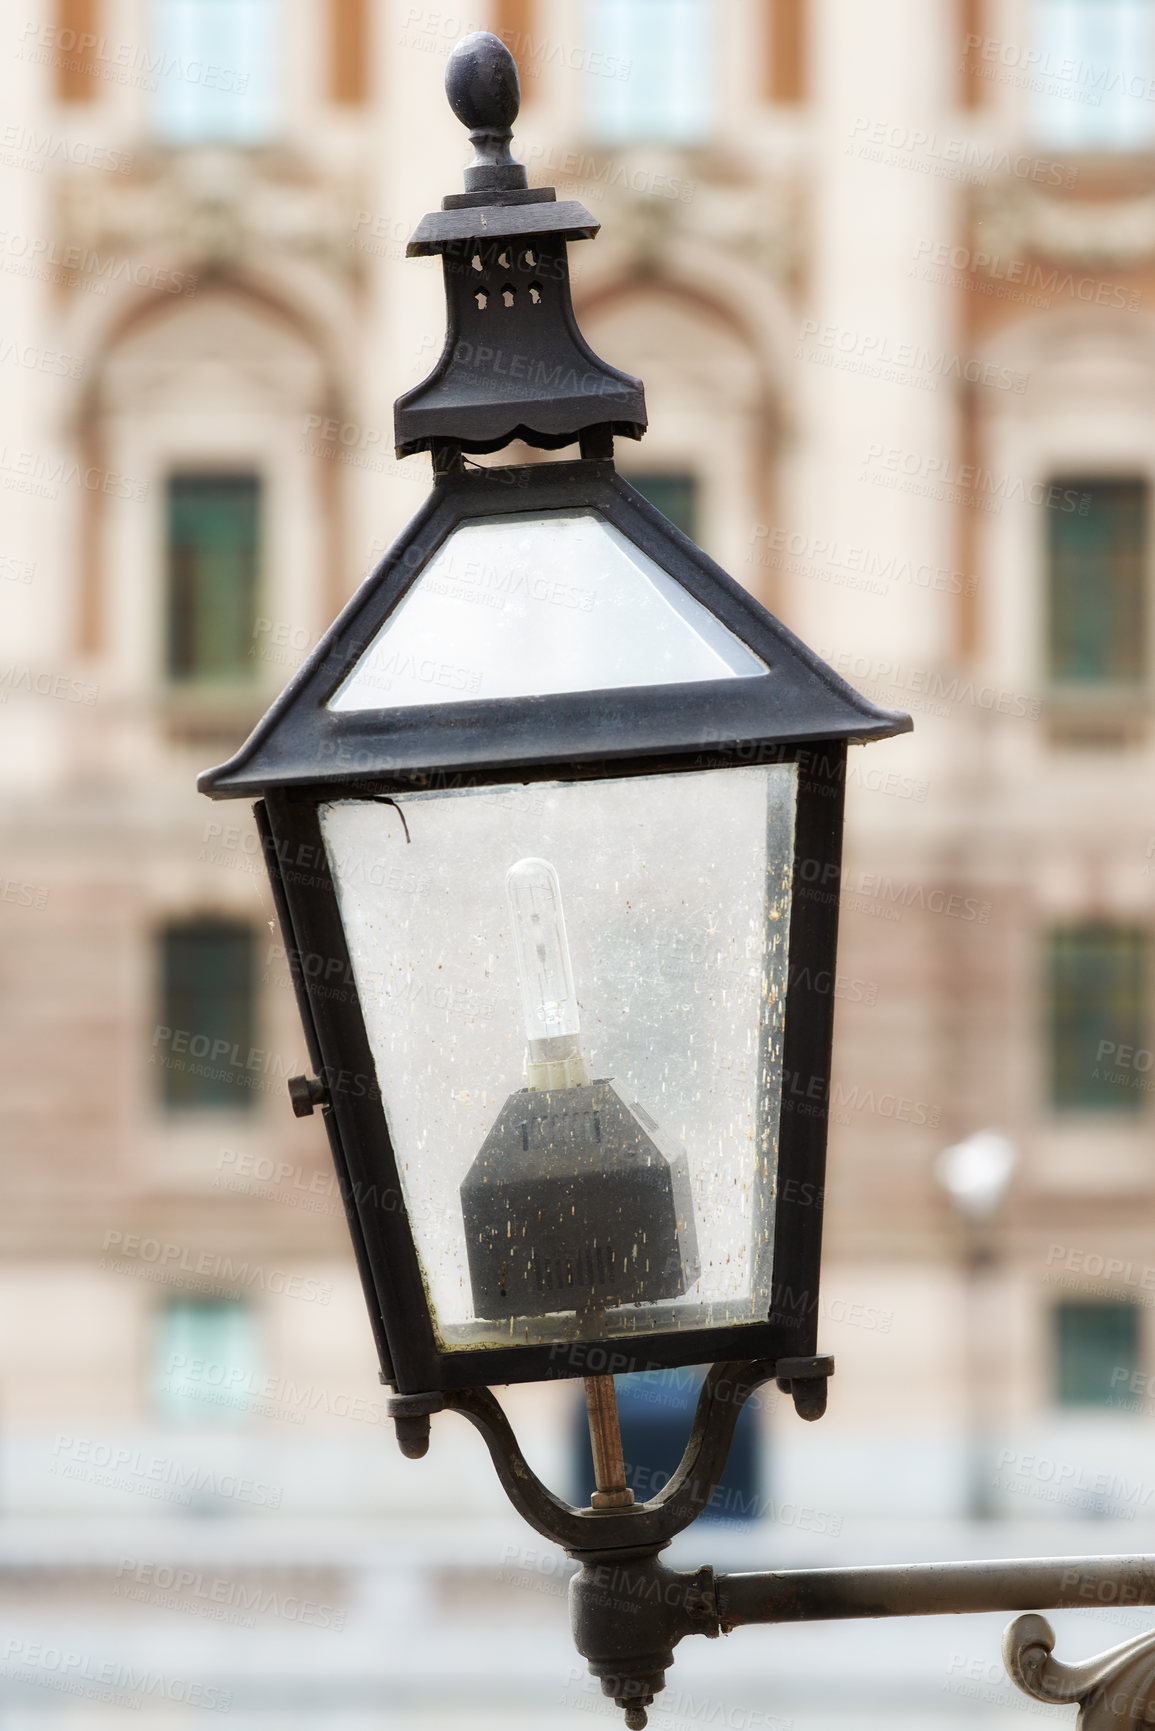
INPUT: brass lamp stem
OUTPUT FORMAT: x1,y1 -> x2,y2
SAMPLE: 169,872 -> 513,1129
583,1374 -> 635,1510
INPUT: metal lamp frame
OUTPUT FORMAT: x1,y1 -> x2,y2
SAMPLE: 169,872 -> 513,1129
197,29 -> 1155,1729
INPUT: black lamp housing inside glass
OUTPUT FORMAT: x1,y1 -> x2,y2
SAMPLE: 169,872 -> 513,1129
199,36 -> 910,1403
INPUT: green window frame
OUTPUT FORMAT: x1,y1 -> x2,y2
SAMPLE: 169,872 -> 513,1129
158,920 -> 257,1112
1054,1301 -> 1139,1407
628,472 -> 699,544
154,1297 -> 260,1427
1049,925 -> 1148,1113
166,474 -> 261,684
1047,478 -> 1147,686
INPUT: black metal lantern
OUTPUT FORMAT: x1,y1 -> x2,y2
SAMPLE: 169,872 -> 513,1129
200,30 -> 908,1397
195,36 -> 1155,1731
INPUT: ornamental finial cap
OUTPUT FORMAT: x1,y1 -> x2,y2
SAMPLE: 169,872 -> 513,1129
445,32 -> 528,193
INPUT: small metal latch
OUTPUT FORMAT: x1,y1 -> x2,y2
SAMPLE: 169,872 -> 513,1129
775,1354 -> 834,1422
287,1074 -> 330,1117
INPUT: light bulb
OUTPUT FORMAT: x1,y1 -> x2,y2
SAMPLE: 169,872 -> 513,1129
506,857 -> 588,1090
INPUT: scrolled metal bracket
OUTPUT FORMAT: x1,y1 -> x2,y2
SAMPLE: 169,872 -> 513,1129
390,1364 -> 1155,1730
436,1358 -> 784,1553
1004,1612 -> 1155,1728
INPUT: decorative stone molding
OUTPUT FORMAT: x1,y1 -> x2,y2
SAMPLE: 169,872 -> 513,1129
977,179 -> 1155,268
551,148 -> 801,286
55,147 -> 366,285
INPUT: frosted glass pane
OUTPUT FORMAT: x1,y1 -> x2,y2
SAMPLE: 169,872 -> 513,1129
328,511 -> 765,712
319,764 -> 796,1352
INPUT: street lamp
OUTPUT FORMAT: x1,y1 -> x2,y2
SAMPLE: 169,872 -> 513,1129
937,1131 -> 1018,1521
200,34 -> 1155,1730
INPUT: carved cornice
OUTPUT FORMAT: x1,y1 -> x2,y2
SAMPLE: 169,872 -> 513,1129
550,148 -> 801,286
977,178 -> 1155,268
55,147 -> 366,285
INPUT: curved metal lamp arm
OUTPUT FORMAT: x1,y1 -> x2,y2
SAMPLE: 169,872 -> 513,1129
393,1374 -> 1155,1731
439,1358 -> 781,1554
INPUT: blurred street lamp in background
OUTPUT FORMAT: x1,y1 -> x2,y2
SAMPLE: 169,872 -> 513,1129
196,32 -> 1155,1731
936,1131 -> 1018,1520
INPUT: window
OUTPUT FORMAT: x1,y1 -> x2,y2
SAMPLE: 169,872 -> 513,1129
573,1369 -> 762,1522
628,473 -> 699,542
158,920 -> 257,1111
154,1298 -> 260,1425
1054,1301 -> 1139,1405
329,0 -> 369,104
1031,0 -> 1155,152
586,0 -> 713,145
166,475 -> 260,684
153,0 -> 278,145
1048,926 -> 1148,1112
54,0 -> 99,101
1047,479 -> 1147,686
766,0 -> 807,104
494,0 -> 537,93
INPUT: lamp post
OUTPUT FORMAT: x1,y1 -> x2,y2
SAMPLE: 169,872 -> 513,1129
936,1131 -> 1018,1522
200,34 -> 1155,1731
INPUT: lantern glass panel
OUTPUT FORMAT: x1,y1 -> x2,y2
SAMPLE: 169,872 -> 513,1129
319,763 -> 796,1351
328,511 -> 766,712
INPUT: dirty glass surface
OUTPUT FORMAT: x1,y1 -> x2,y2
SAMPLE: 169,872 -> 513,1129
319,764 -> 796,1350
327,511 -> 766,712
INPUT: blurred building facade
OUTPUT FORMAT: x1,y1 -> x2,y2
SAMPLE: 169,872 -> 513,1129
4,0 -> 1155,1726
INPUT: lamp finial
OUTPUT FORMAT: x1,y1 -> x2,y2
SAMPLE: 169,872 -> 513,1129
445,32 -> 527,193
